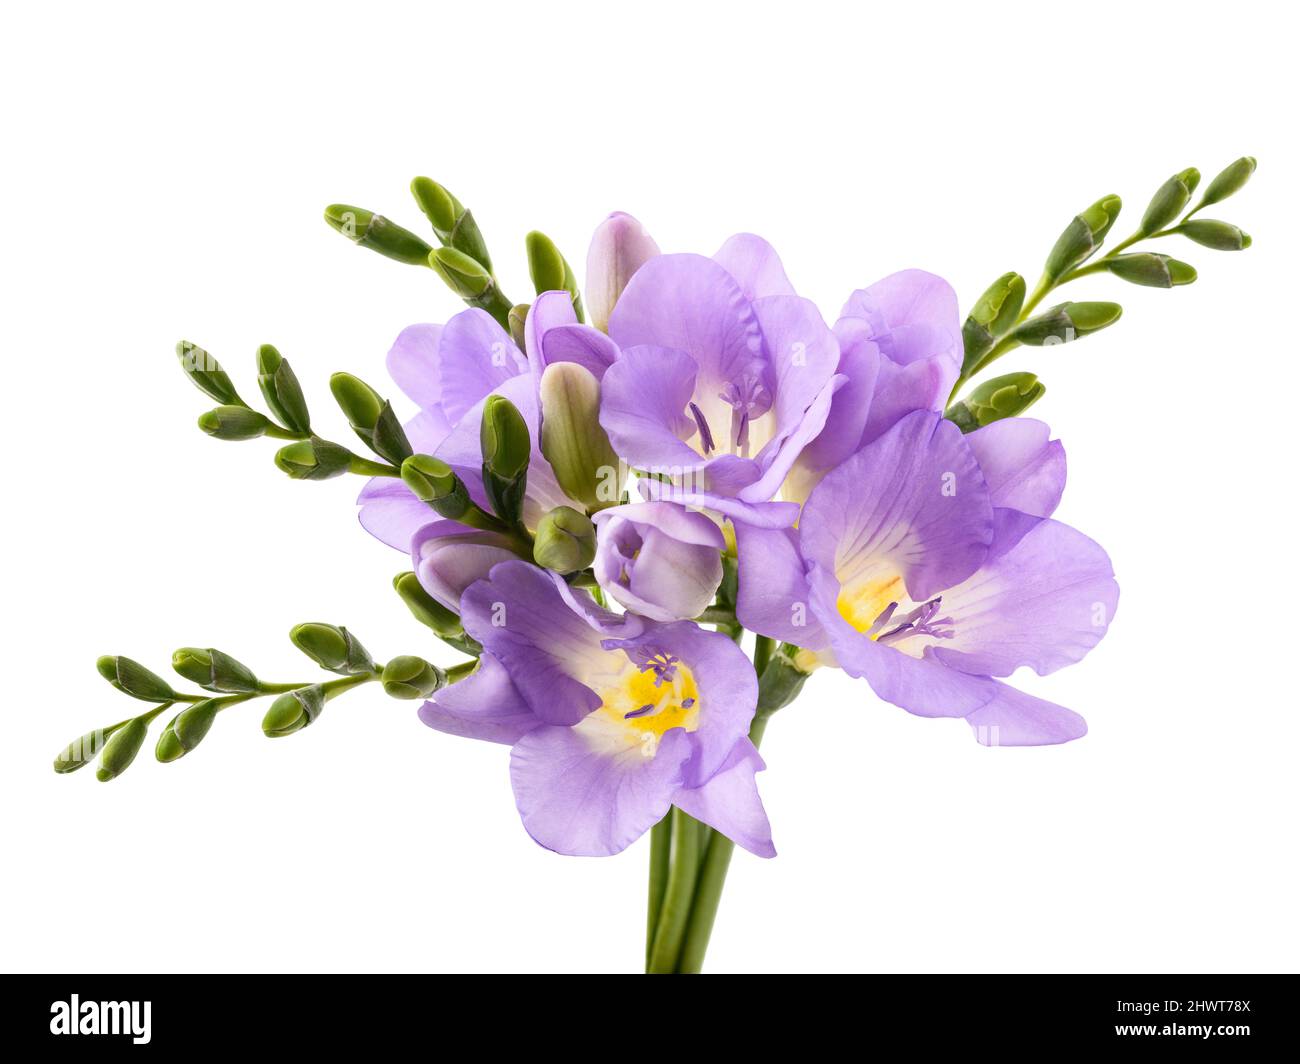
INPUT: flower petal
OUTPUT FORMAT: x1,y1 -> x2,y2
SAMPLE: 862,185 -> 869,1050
734,522 -> 828,648
672,739 -> 775,858
436,309 -> 529,424
418,655 -> 540,745
964,683 -> 1088,747
386,324 -> 445,413
599,344 -> 704,469
713,233 -> 796,301
964,418 -> 1066,518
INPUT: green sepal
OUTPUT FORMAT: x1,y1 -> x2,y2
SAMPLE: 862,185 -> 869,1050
256,344 -> 311,435
176,341 -> 243,406
323,204 -> 433,266
289,623 -> 375,676
946,372 -> 1046,433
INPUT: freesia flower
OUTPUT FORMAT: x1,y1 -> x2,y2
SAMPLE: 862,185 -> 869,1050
591,501 -> 725,621
737,410 -> 1116,745
419,560 -> 773,857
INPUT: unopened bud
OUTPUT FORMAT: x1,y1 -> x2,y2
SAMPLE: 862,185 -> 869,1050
961,272 -> 1026,372
176,341 -> 243,406
1012,301 -> 1122,346
1140,167 -> 1200,235
1177,219 -> 1252,251
262,686 -> 325,737
198,405 -> 272,441
1196,156 -> 1256,209
256,344 -> 311,435
525,230 -> 585,322
947,372 -> 1046,433
409,177 -> 493,270
323,204 -> 433,266
1106,253 -> 1197,288
480,395 -> 530,523
539,362 -> 619,512
533,506 -> 597,574
381,655 -> 445,700
274,437 -> 353,481
96,717 -> 149,781
1044,195 -> 1122,281
96,655 -> 176,702
289,623 -> 375,675
171,647 -> 260,693
330,372 -> 411,466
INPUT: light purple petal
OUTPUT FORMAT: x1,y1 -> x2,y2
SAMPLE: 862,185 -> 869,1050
964,418 -> 1066,518
738,372 -> 843,504
928,518 -> 1119,678
386,324 -> 445,413
510,724 -> 690,857
412,525 -> 522,612
964,683 -> 1088,747
800,409 -> 994,602
839,269 -> 961,361
599,344 -> 704,469
356,411 -> 455,551
859,355 -> 956,445
586,211 -> 661,333
672,739 -> 775,858
788,338 -> 882,501
634,477 -> 799,529
712,233 -> 796,301
436,309 -> 529,424
734,522 -> 828,648
418,655 -> 541,745
539,324 -> 620,380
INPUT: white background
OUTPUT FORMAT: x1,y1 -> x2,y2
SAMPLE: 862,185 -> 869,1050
3,0 -> 1296,974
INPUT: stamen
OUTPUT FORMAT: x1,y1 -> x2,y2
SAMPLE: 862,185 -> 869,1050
624,704 -> 655,720
681,697 -> 695,709
876,596 -> 956,644
689,402 -> 715,455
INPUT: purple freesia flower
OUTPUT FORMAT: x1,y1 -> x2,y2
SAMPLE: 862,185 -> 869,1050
736,410 -> 1116,746
598,237 -> 843,519
420,561 -> 773,857
592,501 -> 725,622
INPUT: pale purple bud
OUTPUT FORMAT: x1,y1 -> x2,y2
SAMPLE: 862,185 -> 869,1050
412,526 -> 521,611
585,212 -> 660,333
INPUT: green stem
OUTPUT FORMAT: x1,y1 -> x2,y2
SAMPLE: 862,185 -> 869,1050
646,816 -> 671,969
645,807 -> 702,973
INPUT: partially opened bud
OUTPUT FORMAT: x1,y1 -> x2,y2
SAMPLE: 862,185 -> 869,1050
586,212 -> 659,332
946,372 -> 1046,433
539,362 -> 620,513
97,655 -> 176,702
413,526 -> 521,611
1012,301 -> 1122,346
323,204 -> 433,266
96,717 -> 150,781
262,686 -> 325,737
1196,156 -> 1256,209
961,272 -> 1026,371
409,177 -> 493,270
393,571 -> 464,637
533,506 -> 597,574
1140,167 -> 1200,235
1044,195 -> 1122,281
289,623 -> 375,675
171,647 -> 260,693
480,395 -> 530,523
382,655 -> 445,700
256,344 -> 311,435
198,405 -> 273,441
177,341 -> 243,406
274,437 -> 353,480
1107,253 -> 1197,288
525,230 -> 585,322
592,502 -> 725,622
1177,219 -> 1252,250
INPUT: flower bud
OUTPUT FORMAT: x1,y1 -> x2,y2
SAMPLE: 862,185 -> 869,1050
480,395 -> 530,523
525,230 -> 585,322
401,454 -> 471,519
274,437 -> 353,480
1140,167 -> 1200,235
1106,253 -> 1197,288
1044,195 -> 1122,281
1177,219 -> 1252,251
409,177 -> 493,270
1196,156 -> 1256,209
171,647 -> 260,693
262,686 -> 325,737
1012,301 -> 1122,346
429,246 -> 494,298
381,655 -> 446,700
961,272 -> 1026,372
586,212 -> 659,332
533,506 -> 597,575
323,204 -> 433,266
156,699 -> 220,761
413,527 -> 522,611
256,344 -> 311,435
289,623 -> 375,675
538,362 -> 620,513
393,571 -> 464,638
198,405 -> 273,441
96,655 -> 176,702
96,717 -> 149,781
176,341 -> 243,406
329,372 -> 411,467
54,725 -> 120,774
756,643 -> 814,716
946,372 -> 1045,433
508,303 -> 530,353
592,502 -> 725,621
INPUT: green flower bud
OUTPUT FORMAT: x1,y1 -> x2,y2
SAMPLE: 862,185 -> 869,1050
538,362 -> 620,512
1106,253 -> 1197,288
381,655 -> 446,700
508,303 -> 530,353
96,655 -> 177,702
756,644 -> 814,717
262,686 -> 325,737
392,571 -> 466,639
274,436 -> 353,480
156,699 -> 220,761
289,623 -> 375,675
96,717 -> 150,781
1140,168 -> 1200,235
480,395 -> 531,523
1196,156 -> 1256,209
946,372 -> 1046,433
429,246 -> 494,299
256,344 -> 311,435
409,177 -> 493,271
1012,301 -> 1122,346
533,506 -> 597,574
961,272 -> 1026,372
323,204 -> 433,266
198,405 -> 273,441
330,372 -> 411,466
171,647 -> 260,693
525,230 -> 585,322
176,341 -> 243,406
1176,219 -> 1252,251
54,723 -> 123,774
1044,195 -> 1122,281
401,454 -> 471,520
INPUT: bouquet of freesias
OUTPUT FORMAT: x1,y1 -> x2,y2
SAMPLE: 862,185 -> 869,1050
56,158 -> 1257,973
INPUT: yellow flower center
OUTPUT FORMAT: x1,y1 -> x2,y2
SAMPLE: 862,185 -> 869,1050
577,657 -> 701,760
837,571 -> 905,636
